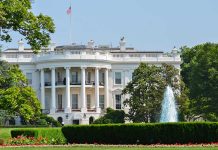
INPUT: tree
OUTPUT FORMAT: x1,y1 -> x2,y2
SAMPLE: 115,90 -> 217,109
0,61 -> 41,122
0,0 -> 55,53
181,43 -> 218,121
122,63 -> 184,123
93,108 -> 125,124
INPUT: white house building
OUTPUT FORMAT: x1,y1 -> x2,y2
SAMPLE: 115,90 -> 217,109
0,39 -> 181,125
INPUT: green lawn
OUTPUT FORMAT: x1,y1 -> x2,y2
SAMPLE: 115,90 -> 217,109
0,146 -> 218,150
0,128 -> 13,140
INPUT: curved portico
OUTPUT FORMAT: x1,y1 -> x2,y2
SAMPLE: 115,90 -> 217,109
39,64 -> 111,116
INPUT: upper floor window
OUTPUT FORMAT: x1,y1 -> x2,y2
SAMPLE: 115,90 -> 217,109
87,72 -> 91,84
57,71 -> 62,82
99,72 -> 105,85
72,71 -> 78,83
87,94 -> 91,109
115,72 -> 122,85
26,73 -> 32,85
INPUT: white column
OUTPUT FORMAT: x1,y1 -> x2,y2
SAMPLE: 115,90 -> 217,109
51,67 -> 56,114
95,67 -> 100,113
104,68 -> 109,109
40,69 -> 45,109
65,67 -> 71,113
81,67 -> 87,112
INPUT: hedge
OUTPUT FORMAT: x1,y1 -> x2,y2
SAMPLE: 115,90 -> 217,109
11,128 -> 66,144
62,122 -> 218,144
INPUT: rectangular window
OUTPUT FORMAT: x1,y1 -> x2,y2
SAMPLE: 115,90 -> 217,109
99,95 -> 104,109
57,94 -> 62,110
87,94 -> 91,109
72,72 -> 78,84
72,94 -> 78,109
87,72 -> 91,84
115,72 -> 122,84
57,72 -> 62,81
115,94 -> 122,109
99,72 -> 104,85
26,73 -> 32,85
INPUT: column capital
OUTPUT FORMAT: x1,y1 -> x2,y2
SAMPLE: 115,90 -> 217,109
104,67 -> 111,70
64,67 -> 71,70
80,66 -> 87,69
95,67 -> 100,70
50,67 -> 56,70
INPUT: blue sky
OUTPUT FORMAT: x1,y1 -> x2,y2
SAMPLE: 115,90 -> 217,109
2,0 -> 218,52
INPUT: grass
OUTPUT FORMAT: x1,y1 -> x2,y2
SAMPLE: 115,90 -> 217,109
0,128 -> 13,140
0,146 -> 218,150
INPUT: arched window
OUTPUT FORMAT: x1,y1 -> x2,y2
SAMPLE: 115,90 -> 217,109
89,116 -> 94,124
57,117 -> 63,124
9,118 -> 15,125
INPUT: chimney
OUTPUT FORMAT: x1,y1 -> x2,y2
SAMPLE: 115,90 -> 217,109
87,40 -> 95,49
50,42 -> 56,51
119,37 -> 126,51
18,39 -> 24,51
172,46 -> 178,56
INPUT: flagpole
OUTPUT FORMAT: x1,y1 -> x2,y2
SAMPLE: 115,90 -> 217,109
69,0 -> 72,44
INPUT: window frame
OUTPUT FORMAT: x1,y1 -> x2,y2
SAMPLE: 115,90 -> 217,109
99,95 -> 104,109
87,94 -> 91,109
115,94 -> 122,110
72,94 -> 78,109
26,72 -> 33,85
57,94 -> 63,110
114,72 -> 122,85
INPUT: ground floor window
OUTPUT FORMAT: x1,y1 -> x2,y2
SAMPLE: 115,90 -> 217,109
57,94 -> 62,110
115,94 -> 122,109
87,94 -> 91,109
57,117 -> 63,124
99,95 -> 104,109
72,120 -> 79,125
72,94 -> 78,109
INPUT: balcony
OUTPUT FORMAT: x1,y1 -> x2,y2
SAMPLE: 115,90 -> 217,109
44,81 -> 104,87
41,109 -> 50,114
70,81 -> 81,85
56,109 -> 64,113
45,82 -> 51,86
56,81 -> 65,85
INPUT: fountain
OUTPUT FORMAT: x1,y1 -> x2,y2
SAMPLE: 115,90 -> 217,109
160,85 -> 178,122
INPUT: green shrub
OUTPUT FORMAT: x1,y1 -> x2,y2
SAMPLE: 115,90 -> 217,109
11,129 -> 37,138
38,114 -> 62,127
93,108 -> 125,124
62,122 -> 218,144
11,128 -> 66,145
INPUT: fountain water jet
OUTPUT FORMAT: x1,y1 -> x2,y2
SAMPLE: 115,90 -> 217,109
160,85 -> 178,122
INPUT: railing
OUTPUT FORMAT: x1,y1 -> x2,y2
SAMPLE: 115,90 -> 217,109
71,109 -> 81,112
41,109 -> 50,114
1,50 -> 181,64
45,82 -> 51,86
56,81 -> 65,85
56,109 -> 64,113
87,109 -> 96,112
44,81 -> 104,86
70,81 -> 81,85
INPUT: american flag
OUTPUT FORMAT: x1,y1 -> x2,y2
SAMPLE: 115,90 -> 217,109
67,6 -> 72,15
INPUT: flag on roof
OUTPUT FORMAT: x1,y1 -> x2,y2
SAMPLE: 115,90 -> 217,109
67,6 -> 72,15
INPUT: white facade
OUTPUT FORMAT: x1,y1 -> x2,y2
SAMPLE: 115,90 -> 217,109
0,39 -> 181,125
